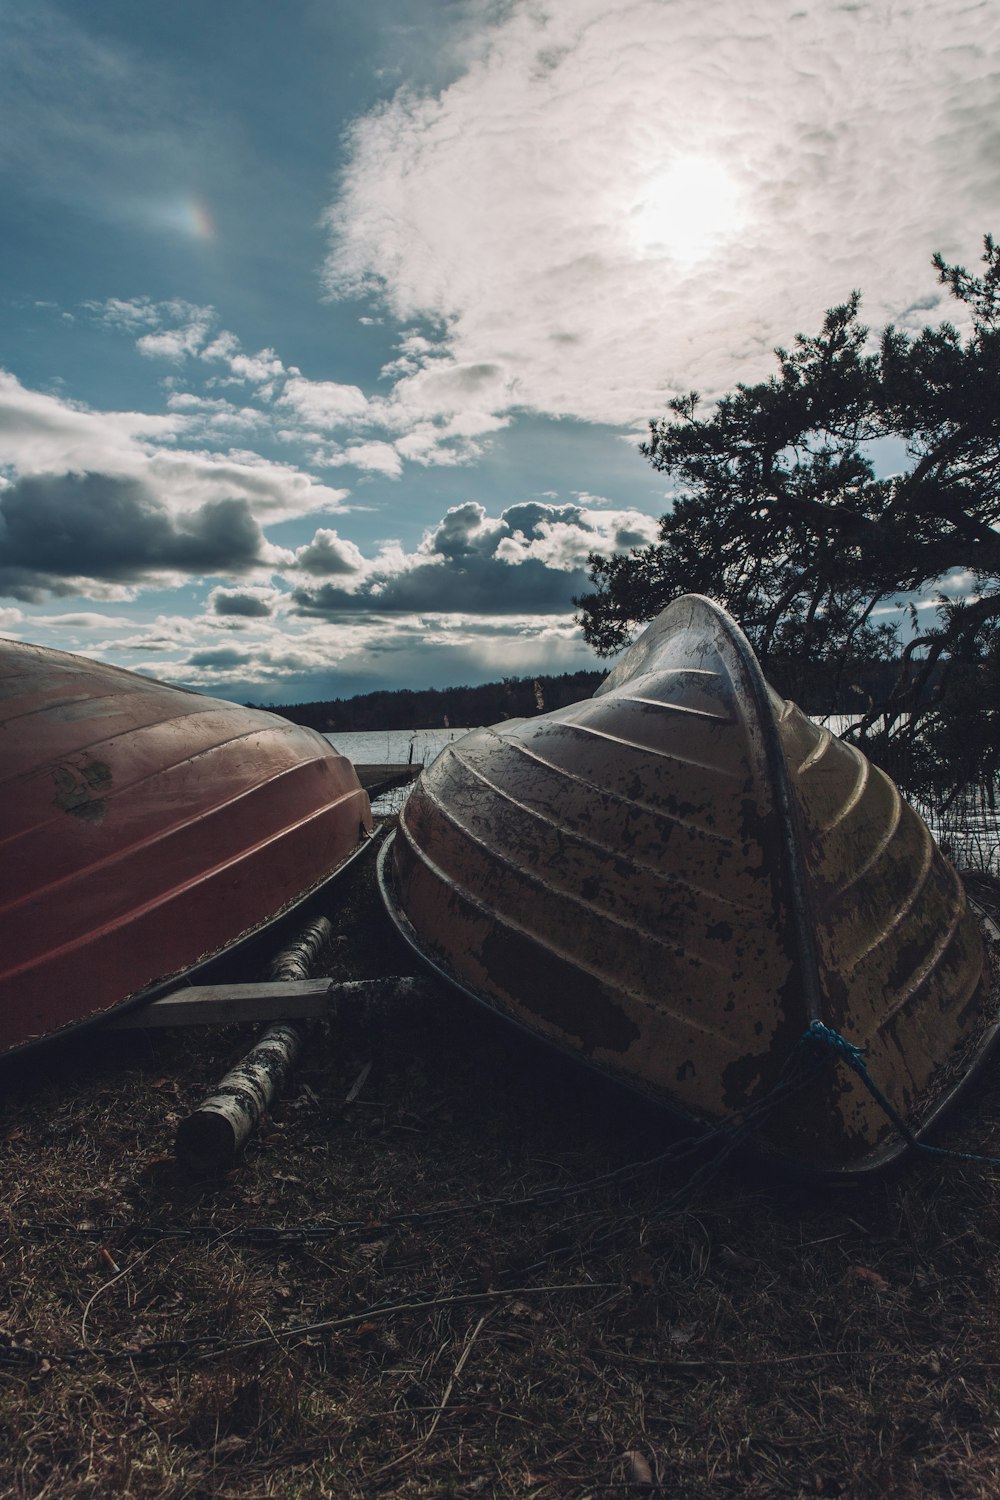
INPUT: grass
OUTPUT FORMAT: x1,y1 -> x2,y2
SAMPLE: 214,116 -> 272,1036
2,833 -> 1000,1498
915,782 -> 1000,877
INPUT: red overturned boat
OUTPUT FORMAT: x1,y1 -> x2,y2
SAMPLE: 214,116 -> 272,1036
0,638 -> 372,1057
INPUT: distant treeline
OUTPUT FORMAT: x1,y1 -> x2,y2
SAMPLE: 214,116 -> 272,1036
253,670 -> 608,732
254,657 -> 912,732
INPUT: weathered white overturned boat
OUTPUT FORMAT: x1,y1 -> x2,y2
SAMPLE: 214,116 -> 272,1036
378,595 -> 996,1172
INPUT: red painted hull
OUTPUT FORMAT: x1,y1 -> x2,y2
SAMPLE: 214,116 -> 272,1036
0,639 -> 372,1056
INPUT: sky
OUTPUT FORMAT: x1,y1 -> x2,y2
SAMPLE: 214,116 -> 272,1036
1,0 -> 998,705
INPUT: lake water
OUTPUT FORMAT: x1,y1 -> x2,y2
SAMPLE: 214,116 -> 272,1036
325,727 -> 476,768
818,717 -> 998,874
330,721 -> 999,872
324,728 -> 476,815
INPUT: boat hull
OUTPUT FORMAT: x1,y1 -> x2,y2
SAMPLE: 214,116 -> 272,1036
379,596 -> 995,1172
0,639 -> 372,1056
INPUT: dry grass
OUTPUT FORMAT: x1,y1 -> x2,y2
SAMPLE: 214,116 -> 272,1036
3,836 -> 1000,1498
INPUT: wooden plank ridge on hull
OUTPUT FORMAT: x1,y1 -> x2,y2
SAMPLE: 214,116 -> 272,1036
0,639 -> 373,1058
378,594 -> 998,1174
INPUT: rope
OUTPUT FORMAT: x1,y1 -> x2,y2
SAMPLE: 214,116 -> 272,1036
803,1019 -> 1000,1169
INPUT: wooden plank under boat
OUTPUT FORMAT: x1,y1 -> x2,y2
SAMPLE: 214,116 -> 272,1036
378,594 -> 997,1173
0,638 -> 373,1057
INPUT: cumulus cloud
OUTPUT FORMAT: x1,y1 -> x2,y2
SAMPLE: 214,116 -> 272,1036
0,472 -> 278,600
88,297 -> 499,471
0,369 -> 182,468
294,529 -> 367,577
289,498 -> 659,616
86,295 -> 509,470
227,349 -> 286,384
380,360 -> 516,431
209,586 -> 281,619
0,371 -> 351,521
137,316 -> 214,363
165,392 -> 269,435
314,441 -> 404,478
92,297 -> 200,334
88,298 -> 219,366
277,374 -> 370,428
323,0 -> 1000,428
90,299 -> 288,391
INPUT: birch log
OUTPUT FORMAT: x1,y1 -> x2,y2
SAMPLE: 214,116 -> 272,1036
174,916 -> 330,1174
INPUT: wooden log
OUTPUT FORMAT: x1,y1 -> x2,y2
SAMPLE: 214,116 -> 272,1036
174,911 -> 433,1174
176,1022 -> 307,1176
175,916 -> 331,1175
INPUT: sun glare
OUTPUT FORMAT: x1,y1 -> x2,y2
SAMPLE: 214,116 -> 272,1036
631,156 -> 744,264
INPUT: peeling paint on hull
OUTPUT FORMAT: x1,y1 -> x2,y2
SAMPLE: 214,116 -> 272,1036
379,595 -> 996,1173
0,639 -> 373,1057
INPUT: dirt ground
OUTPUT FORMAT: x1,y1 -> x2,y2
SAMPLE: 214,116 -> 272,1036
2,832 -> 1000,1499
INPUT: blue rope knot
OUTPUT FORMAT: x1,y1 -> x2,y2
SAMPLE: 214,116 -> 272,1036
799,1018 -> 1000,1171
802,1019 -> 866,1068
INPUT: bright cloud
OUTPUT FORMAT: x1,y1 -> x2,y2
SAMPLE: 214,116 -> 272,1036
294,528 -> 368,577
164,610 -> 600,702
227,349 -> 286,384
324,0 -> 1000,427
289,498 -> 659,615
88,298 -> 502,470
316,441 -> 404,478
0,371 -> 355,599
277,374 -> 370,427
137,319 -> 213,363
0,372 -> 348,522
